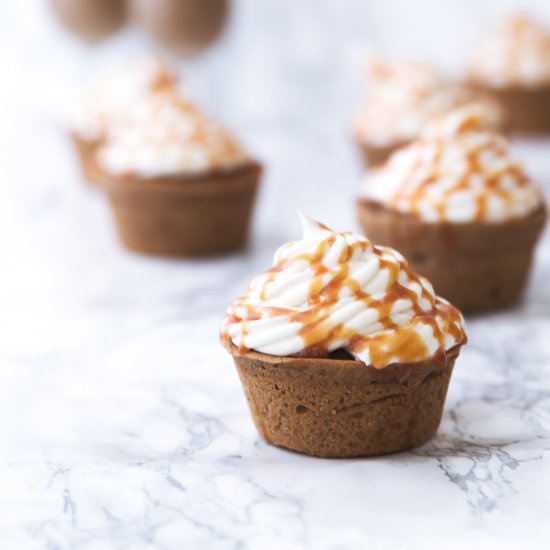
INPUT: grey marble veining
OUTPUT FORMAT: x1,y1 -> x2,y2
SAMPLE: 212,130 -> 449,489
1,1 -> 550,548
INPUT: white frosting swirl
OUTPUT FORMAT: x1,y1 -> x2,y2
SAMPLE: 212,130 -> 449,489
362,106 -> 544,223
469,15 -> 550,88
97,89 -> 250,177
354,57 -> 501,147
70,56 -> 177,142
221,215 -> 466,369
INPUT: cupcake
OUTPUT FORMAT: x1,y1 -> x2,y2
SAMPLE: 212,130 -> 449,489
358,106 -> 547,312
69,57 -> 177,186
221,214 -> 467,458
50,0 -> 126,42
353,56 -> 502,167
128,0 -> 229,55
97,88 -> 261,257
467,15 -> 550,133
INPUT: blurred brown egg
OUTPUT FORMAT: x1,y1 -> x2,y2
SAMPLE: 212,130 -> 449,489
50,0 -> 126,42
128,0 -> 229,55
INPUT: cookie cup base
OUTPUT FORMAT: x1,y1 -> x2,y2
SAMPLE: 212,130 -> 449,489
469,82 -> 550,134
226,342 -> 461,458
71,133 -> 103,186
356,140 -> 408,168
357,199 -> 547,312
101,162 -> 261,257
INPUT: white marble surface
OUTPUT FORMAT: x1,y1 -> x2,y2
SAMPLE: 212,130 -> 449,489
1,1 -> 550,548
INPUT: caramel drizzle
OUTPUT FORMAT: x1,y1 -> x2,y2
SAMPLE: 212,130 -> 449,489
223,233 -> 465,368
391,130 -> 531,222
91,60 -> 177,134
106,90 -> 247,172
156,94 -> 245,162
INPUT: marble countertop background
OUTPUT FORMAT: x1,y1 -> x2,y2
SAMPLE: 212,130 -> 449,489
1,1 -> 550,548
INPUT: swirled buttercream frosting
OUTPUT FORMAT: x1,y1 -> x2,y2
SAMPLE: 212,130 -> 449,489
98,89 -> 250,177
221,215 -> 466,369
362,106 -> 544,223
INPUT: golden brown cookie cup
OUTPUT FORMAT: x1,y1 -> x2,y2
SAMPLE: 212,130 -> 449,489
71,133 -> 103,186
50,0 -> 125,42
100,162 -> 261,257
356,140 -> 409,168
357,199 -> 547,312
128,0 -> 229,55
225,341 -> 461,458
468,82 -> 550,134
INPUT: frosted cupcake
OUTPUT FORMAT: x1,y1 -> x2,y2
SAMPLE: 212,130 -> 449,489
50,0 -> 125,42
221,214 -> 467,458
70,57 -> 176,185
97,88 -> 261,257
467,15 -> 550,133
358,106 -> 547,311
353,57 -> 502,166
128,0 -> 229,55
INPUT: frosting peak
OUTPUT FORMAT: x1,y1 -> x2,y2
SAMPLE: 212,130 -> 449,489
354,57 -> 501,147
469,15 -> 550,87
221,216 -> 466,368
295,211 -> 331,241
362,106 -> 544,223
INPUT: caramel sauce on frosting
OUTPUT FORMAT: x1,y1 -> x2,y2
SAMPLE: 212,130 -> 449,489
72,55 -> 249,177
98,88 -> 250,177
353,56 -> 501,147
221,215 -> 466,369
362,106 -> 543,223
70,56 -> 177,142
468,15 -> 550,88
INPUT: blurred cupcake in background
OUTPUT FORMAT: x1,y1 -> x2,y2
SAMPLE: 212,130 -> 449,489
467,15 -> 550,134
357,106 -> 546,312
353,56 -> 503,167
69,56 -> 176,185
97,88 -> 261,257
50,0 -> 126,42
128,0 -> 230,55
